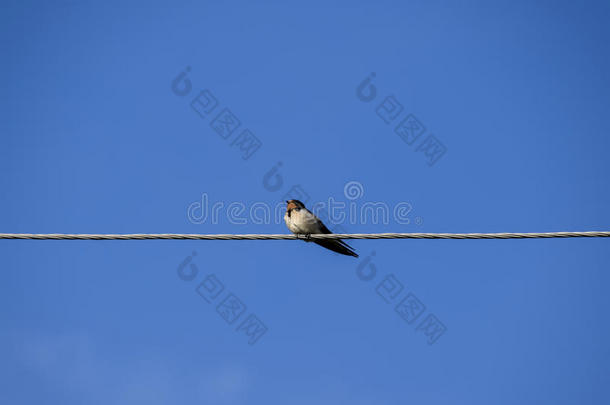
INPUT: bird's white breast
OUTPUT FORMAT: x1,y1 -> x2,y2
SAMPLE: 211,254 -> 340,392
284,208 -> 321,234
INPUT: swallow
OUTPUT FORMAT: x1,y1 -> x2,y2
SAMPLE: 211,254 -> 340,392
284,199 -> 358,257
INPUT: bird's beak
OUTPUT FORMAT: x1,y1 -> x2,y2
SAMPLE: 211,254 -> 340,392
285,200 -> 289,203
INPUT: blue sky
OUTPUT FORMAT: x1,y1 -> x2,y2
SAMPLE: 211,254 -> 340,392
2,0 -> 610,403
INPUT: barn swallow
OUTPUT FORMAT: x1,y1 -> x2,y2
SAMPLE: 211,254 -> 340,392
284,199 -> 358,257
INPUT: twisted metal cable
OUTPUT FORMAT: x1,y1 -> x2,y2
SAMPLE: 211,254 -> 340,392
0,231 -> 609,240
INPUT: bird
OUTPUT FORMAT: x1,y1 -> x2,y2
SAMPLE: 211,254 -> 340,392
284,199 -> 358,257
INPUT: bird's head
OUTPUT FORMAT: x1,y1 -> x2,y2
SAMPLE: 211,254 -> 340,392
286,199 -> 305,212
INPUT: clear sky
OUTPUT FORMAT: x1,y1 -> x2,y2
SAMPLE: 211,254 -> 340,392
2,0 -> 610,404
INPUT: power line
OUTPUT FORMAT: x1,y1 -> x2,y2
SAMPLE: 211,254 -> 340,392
0,231 -> 609,240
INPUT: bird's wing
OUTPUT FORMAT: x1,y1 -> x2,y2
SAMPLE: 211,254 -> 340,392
313,238 -> 358,257
313,217 -> 358,257
316,218 -> 333,234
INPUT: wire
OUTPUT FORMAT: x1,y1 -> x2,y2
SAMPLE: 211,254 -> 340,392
0,231 -> 609,240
